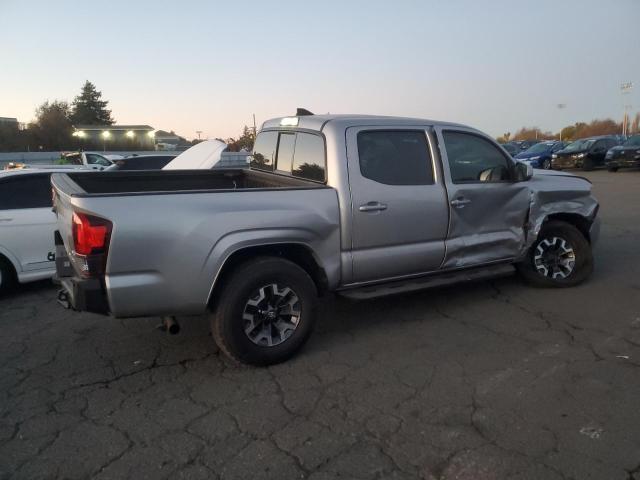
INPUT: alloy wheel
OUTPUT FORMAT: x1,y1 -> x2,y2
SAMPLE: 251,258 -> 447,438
242,283 -> 301,347
533,236 -> 576,279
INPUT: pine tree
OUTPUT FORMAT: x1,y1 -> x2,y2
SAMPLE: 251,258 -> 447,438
70,81 -> 115,125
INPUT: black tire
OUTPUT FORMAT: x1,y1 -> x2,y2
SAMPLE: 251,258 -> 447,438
542,158 -> 551,170
607,166 -> 619,172
0,255 -> 16,296
581,157 -> 595,171
210,256 -> 318,366
517,221 -> 593,288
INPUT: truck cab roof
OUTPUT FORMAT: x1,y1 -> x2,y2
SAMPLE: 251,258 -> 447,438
261,114 -> 470,133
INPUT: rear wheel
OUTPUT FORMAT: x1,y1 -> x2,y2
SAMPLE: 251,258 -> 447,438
0,256 -> 16,296
210,257 -> 318,366
517,221 -> 593,288
607,166 -> 619,172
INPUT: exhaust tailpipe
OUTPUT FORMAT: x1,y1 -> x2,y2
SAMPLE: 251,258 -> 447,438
159,316 -> 180,335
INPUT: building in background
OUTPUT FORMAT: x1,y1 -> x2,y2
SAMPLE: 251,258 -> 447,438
72,124 -> 155,149
0,117 -> 19,126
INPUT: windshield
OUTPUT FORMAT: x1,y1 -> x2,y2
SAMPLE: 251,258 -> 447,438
524,142 -> 554,154
563,139 -> 594,152
623,136 -> 640,147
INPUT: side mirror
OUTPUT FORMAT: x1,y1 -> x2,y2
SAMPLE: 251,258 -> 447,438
515,161 -> 533,181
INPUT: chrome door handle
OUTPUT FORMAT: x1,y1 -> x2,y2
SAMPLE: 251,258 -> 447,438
450,198 -> 471,208
359,202 -> 388,212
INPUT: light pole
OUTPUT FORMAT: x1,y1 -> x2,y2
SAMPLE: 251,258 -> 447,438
196,131 -> 202,140
557,103 -> 566,141
621,82 -> 633,136
101,131 -> 111,152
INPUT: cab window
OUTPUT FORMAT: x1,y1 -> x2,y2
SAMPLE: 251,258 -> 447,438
442,131 -> 512,183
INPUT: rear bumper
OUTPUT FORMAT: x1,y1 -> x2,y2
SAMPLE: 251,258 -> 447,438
57,276 -> 110,315
54,231 -> 109,315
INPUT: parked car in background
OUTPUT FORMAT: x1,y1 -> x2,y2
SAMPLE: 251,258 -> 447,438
53,112 -> 600,365
0,168 -> 91,293
515,140 -> 566,170
105,154 -> 176,171
552,136 -> 621,171
62,151 -> 123,170
605,134 -> 640,171
513,140 -> 541,151
500,143 -> 520,157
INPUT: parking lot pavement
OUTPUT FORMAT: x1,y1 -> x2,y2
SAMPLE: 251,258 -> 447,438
1,170 -> 640,480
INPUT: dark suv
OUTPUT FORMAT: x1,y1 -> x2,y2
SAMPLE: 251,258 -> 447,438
552,136 -> 621,171
605,135 -> 640,171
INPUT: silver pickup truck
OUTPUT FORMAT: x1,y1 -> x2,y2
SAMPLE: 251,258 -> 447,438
52,113 -> 600,365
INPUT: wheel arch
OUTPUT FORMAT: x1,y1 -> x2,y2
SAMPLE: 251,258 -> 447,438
207,243 -> 330,308
0,246 -> 20,276
542,213 -> 593,243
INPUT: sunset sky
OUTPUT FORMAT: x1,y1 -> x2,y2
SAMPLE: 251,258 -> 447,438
1,0 -> 638,140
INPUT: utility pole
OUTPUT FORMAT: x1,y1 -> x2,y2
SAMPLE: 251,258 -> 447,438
252,114 -> 257,139
196,131 -> 202,140
621,82 -> 633,136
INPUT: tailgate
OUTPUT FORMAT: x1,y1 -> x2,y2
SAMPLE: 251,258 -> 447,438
51,173 -> 111,314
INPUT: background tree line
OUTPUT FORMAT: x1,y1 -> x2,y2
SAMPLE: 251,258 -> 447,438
0,81 -> 119,152
497,114 -> 640,143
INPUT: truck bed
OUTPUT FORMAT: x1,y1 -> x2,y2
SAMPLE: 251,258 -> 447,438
51,168 -> 325,197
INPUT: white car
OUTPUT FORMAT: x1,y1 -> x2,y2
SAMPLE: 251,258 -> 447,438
0,168 -> 90,293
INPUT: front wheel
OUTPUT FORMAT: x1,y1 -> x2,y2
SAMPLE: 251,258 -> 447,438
607,166 -> 619,172
210,256 -> 318,366
582,158 -> 595,171
517,221 -> 593,287
542,158 -> 552,170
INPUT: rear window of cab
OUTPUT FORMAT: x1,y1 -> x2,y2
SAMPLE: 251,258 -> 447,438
251,131 -> 326,182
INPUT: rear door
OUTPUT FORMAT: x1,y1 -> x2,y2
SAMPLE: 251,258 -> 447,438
436,128 -> 530,268
346,127 -> 449,283
0,174 -> 56,273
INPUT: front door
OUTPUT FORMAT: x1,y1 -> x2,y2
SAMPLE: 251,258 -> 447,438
436,128 -> 530,268
346,127 -> 449,283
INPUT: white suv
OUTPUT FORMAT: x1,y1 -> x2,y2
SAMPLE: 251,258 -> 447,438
0,168 -> 86,293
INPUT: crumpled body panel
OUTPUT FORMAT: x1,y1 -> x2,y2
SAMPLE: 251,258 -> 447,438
441,170 -> 598,269
523,171 -> 599,254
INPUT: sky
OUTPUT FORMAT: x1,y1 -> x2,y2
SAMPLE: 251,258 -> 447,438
1,0 -> 638,140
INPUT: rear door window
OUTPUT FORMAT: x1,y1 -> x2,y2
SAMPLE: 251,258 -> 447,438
357,130 -> 434,185
0,174 -> 52,210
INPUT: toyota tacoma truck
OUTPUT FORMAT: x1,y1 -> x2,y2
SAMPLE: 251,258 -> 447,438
52,112 -> 600,365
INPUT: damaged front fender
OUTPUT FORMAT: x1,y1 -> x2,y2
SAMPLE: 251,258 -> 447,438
523,170 -> 599,257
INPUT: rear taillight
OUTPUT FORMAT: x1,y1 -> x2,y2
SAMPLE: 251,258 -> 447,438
71,212 -> 112,277
72,212 -> 111,255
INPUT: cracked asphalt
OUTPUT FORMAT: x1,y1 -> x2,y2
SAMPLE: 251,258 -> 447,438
2,170 -> 640,480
